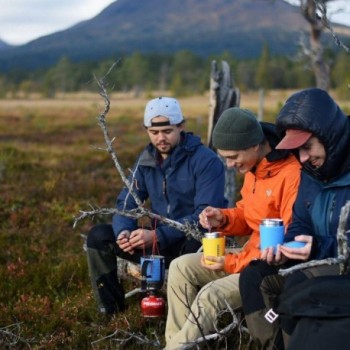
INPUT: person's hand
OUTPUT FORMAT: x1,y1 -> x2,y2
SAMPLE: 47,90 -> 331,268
199,206 -> 225,230
279,235 -> 312,261
261,246 -> 288,265
116,230 -> 134,254
128,228 -> 156,250
200,254 -> 225,271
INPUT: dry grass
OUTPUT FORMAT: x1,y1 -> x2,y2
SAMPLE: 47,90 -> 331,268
2,89 -> 348,123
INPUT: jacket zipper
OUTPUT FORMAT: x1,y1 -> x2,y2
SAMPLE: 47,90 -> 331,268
329,197 -> 336,227
252,177 -> 257,193
163,178 -> 170,215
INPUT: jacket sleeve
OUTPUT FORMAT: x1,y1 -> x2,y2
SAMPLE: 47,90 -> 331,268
278,166 -> 301,230
283,171 -> 332,260
219,200 -> 251,236
224,236 -> 261,273
156,153 -> 227,249
284,172 -> 315,243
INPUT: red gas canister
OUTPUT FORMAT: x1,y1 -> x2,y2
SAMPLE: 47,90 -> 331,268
141,293 -> 166,318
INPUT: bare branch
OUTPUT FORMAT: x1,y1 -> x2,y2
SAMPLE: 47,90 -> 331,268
336,200 -> 350,274
297,0 -> 350,90
315,0 -> 350,54
171,283 -> 249,350
93,64 -> 143,208
278,256 -> 345,276
0,322 -> 35,348
74,205 -> 202,240
171,284 -> 209,348
91,328 -> 163,348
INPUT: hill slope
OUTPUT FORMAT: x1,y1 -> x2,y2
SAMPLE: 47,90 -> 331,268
0,39 -> 12,51
0,0 -> 347,72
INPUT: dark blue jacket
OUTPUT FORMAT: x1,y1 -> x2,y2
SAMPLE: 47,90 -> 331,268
112,132 -> 227,250
276,88 -> 350,259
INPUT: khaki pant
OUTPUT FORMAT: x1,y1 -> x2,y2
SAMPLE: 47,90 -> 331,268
165,253 -> 242,350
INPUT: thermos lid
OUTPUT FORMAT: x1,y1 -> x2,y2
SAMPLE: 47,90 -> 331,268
204,232 -> 221,238
261,218 -> 284,226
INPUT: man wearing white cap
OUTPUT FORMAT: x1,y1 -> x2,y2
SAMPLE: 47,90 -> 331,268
86,97 -> 227,315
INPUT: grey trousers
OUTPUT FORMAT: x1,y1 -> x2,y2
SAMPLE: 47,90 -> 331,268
165,253 -> 242,350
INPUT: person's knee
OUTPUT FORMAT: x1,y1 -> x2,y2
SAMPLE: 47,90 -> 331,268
168,254 -> 200,285
168,255 -> 185,276
168,256 -> 179,268
240,264 -> 258,284
240,261 -> 266,293
170,253 -> 196,270
284,271 -> 307,290
197,285 -> 212,304
197,281 -> 233,310
86,224 -> 114,250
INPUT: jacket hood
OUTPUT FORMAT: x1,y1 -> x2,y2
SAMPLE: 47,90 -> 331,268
261,122 -> 291,162
276,88 -> 350,181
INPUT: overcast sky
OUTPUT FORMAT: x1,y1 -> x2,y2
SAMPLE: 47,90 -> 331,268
0,0 -> 115,45
0,0 -> 349,45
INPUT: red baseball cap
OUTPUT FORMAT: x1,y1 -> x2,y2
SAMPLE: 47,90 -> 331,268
276,129 -> 312,149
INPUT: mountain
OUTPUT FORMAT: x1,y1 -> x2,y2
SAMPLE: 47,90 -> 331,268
0,0 -> 348,72
0,39 -> 12,51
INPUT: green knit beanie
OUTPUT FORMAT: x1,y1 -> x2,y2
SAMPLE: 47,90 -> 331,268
212,107 -> 264,150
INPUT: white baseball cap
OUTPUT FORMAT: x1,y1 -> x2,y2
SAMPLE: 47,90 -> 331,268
144,97 -> 184,127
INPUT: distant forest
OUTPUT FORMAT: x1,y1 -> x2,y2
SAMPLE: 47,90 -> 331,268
1,45 -> 350,98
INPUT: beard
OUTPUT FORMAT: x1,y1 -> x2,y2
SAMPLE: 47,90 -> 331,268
156,142 -> 174,154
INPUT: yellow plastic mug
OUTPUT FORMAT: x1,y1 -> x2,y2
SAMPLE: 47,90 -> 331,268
202,232 -> 225,265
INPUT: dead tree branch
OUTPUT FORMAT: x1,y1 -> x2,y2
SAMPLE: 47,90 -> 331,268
197,300 -> 250,350
0,322 -> 35,348
91,328 -> 162,348
296,0 -> 350,90
315,0 -> 350,54
278,257 -> 344,276
171,283 -> 210,349
279,201 -> 350,277
336,200 -> 350,274
94,62 -> 143,209
171,283 -> 249,350
74,206 -> 202,241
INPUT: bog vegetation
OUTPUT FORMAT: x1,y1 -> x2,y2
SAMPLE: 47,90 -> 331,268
1,90 -> 349,349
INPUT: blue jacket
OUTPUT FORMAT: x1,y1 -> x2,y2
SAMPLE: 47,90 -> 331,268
276,88 -> 350,259
112,132 -> 227,250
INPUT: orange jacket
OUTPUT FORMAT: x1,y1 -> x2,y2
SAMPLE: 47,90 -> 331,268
221,153 -> 301,274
